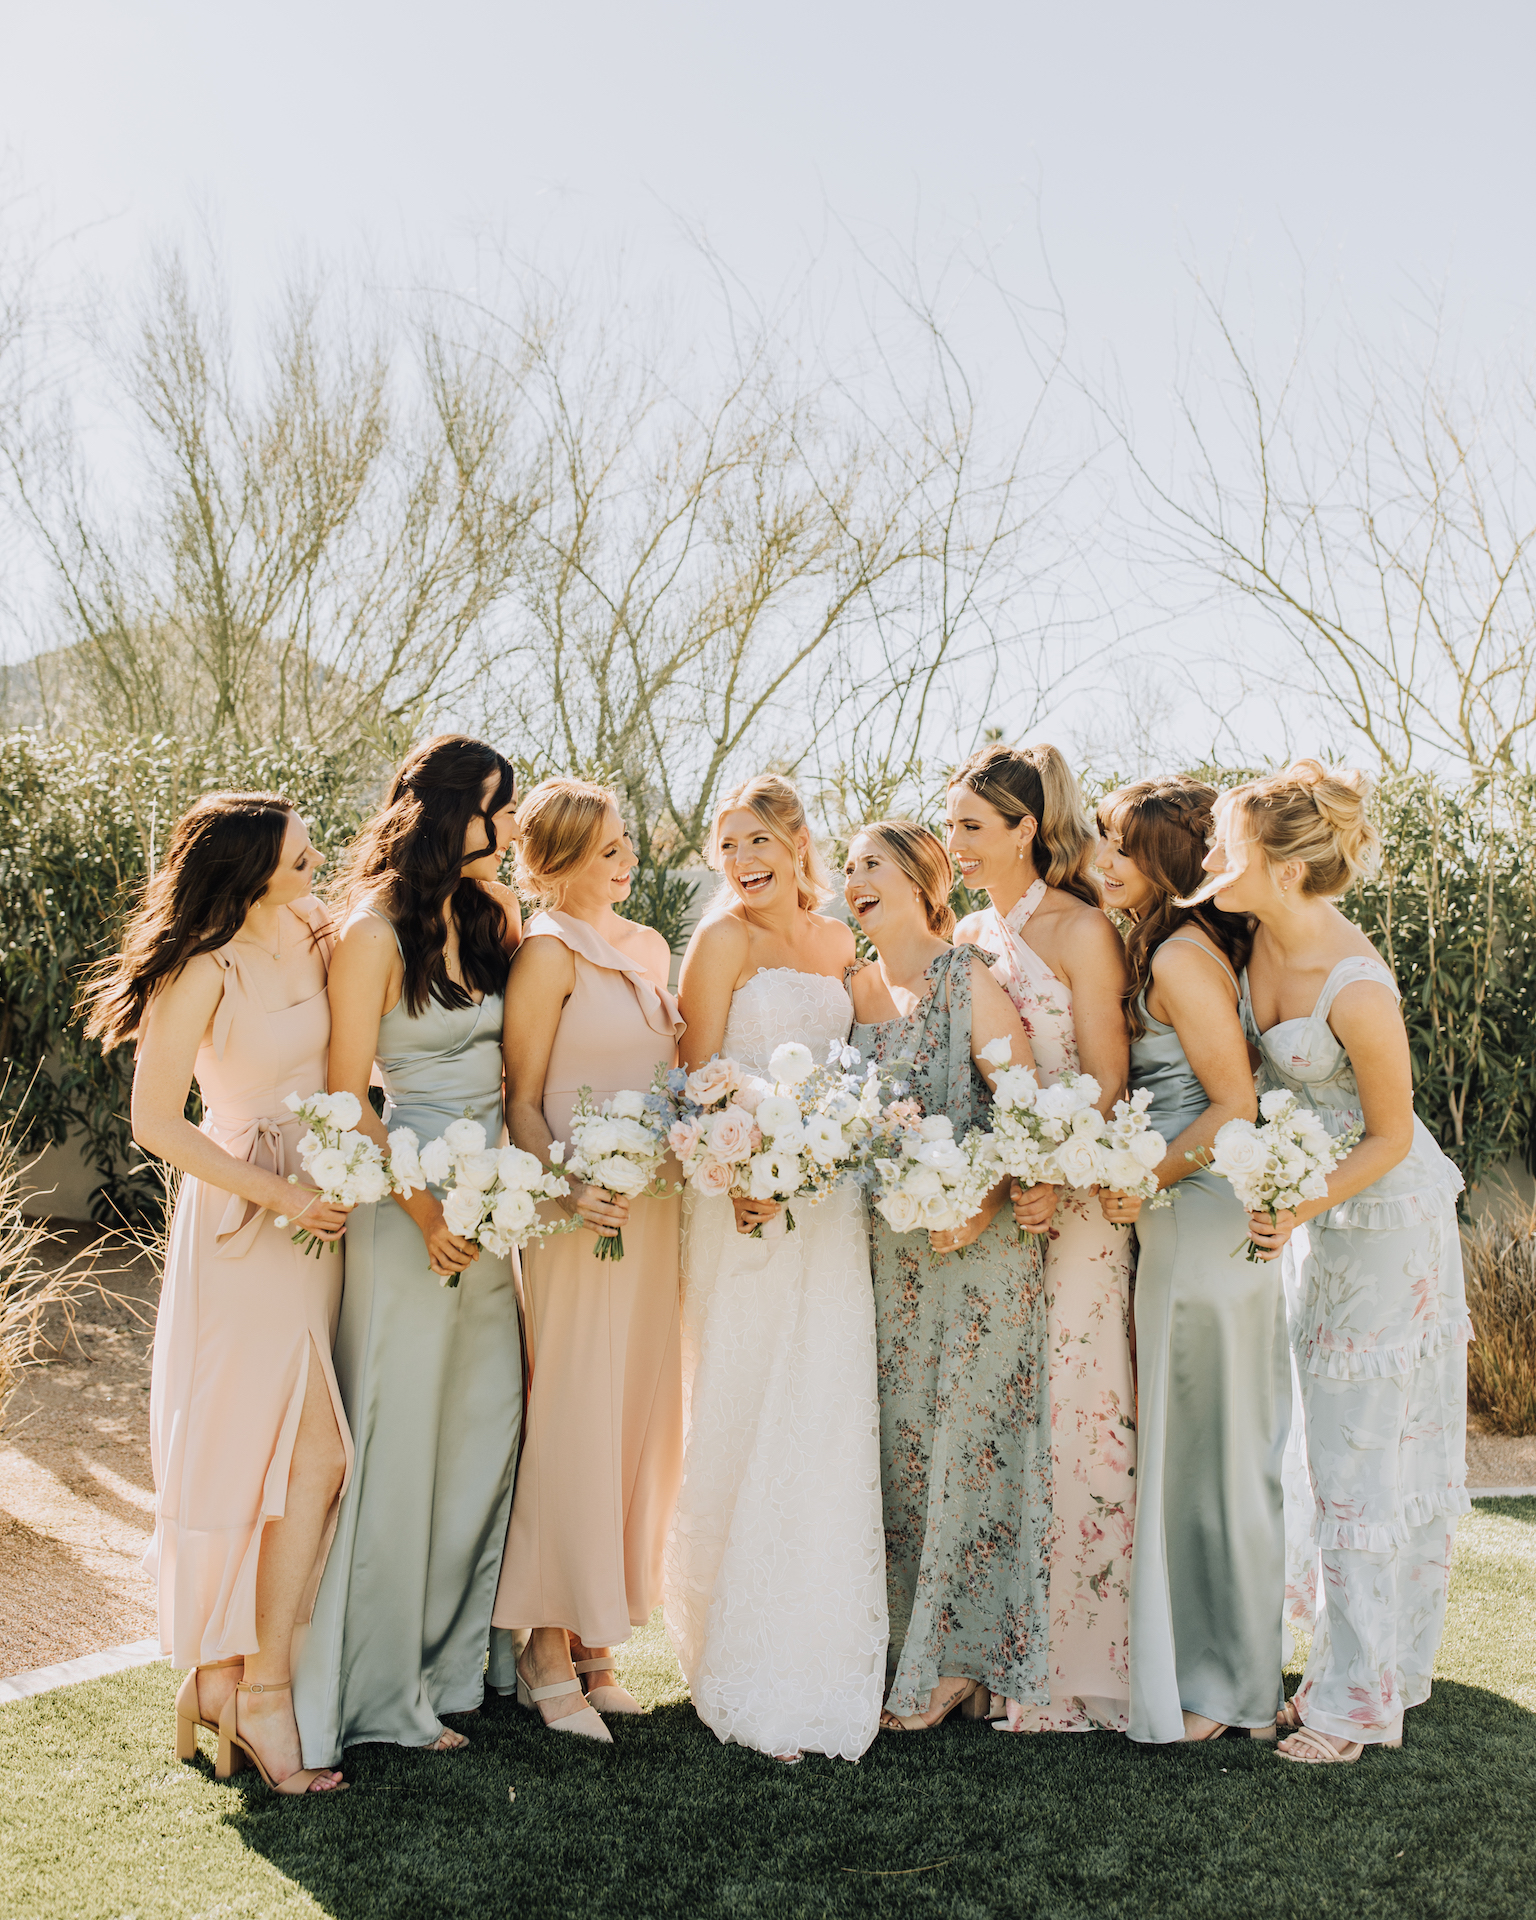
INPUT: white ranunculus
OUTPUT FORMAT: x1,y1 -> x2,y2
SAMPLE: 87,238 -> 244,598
308,1147 -> 350,1190
588,1154 -> 649,1197
350,1161 -> 392,1205
1259,1087 -> 1295,1122
1051,1135 -> 1103,1189
754,1094 -> 803,1140
444,1118 -> 486,1156
419,1137 -> 453,1186
1071,1106 -> 1102,1137
917,1114 -> 954,1142
903,1165 -> 943,1200
606,1116 -> 659,1156
607,1088 -> 649,1121
1129,1127 -> 1166,1169
456,1150 -> 501,1191
978,1036 -> 1013,1068
497,1145 -> 546,1189
1101,1146 -> 1150,1192
769,1041 -> 816,1086
388,1128 -> 425,1197
491,1188 -> 537,1233
914,1139 -> 965,1174
326,1090 -> 362,1131
1034,1083 -> 1082,1126
575,1118 -> 623,1158
991,1065 -> 1039,1107
878,1187 -> 923,1232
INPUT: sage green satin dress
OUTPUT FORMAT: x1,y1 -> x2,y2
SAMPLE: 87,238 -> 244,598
1126,944 -> 1289,1743
294,929 -> 523,1765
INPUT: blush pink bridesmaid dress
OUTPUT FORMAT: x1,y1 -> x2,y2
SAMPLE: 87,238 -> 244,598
145,900 -> 354,1670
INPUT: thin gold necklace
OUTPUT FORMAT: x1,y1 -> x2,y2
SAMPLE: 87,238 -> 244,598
238,913 -> 284,963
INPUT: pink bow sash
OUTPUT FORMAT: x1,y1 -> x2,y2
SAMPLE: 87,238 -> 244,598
206,1114 -> 290,1259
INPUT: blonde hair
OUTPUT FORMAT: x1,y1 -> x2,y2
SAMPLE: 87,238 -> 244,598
516,778 -> 623,907
708,773 -> 830,911
948,741 -> 1101,906
855,819 -> 957,938
1192,759 -> 1381,904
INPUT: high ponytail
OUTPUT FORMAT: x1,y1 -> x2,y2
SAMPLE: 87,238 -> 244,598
948,741 -> 1101,907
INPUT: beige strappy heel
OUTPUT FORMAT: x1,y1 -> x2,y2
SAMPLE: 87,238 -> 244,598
515,1666 -> 613,1743
216,1680 -> 347,1793
1275,1726 -> 1364,1764
880,1678 -> 989,1732
573,1658 -> 641,1715
174,1657 -> 243,1761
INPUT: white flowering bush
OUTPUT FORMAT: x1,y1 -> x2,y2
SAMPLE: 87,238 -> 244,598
281,1089 -> 419,1256
554,1086 -> 673,1260
1202,1087 -> 1362,1261
417,1118 -> 573,1285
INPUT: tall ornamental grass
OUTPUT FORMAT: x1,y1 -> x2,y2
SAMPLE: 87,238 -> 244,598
1462,1205 -> 1536,1436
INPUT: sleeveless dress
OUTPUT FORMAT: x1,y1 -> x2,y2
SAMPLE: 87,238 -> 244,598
1126,939 -> 1289,1743
293,914 -> 523,1765
1243,955 -> 1470,1745
849,945 -> 1051,1719
664,968 -> 887,1761
490,911 -> 685,1658
974,880 -> 1135,1733
146,900 -> 354,1669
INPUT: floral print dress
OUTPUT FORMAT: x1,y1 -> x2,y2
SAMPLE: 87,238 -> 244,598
974,881 -> 1136,1732
849,944 -> 1052,1718
1244,955 -> 1470,1745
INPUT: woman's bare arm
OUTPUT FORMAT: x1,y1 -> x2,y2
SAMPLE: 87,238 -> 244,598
1057,910 -> 1131,1116
1153,943 -> 1258,1190
677,916 -> 750,1073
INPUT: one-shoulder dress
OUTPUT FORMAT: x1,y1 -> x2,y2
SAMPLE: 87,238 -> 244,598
1244,955 -> 1469,1745
294,920 -> 523,1764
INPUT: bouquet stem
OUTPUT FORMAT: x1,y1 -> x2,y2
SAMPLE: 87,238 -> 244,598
594,1222 -> 626,1260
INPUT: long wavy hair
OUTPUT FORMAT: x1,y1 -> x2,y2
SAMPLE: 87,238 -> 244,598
333,735 -> 516,1016
1098,777 -> 1253,1040
82,792 -> 299,1051
948,741 -> 1101,907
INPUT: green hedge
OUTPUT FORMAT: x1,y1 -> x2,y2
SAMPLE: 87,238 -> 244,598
1,733 -> 1531,1219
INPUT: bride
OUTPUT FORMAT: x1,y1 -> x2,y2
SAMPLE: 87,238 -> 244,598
664,774 -> 887,1762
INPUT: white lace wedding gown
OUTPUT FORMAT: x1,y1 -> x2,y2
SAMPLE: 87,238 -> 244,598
663,969 -> 888,1760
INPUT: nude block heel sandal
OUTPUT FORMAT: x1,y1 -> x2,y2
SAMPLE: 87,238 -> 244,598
216,1680 -> 348,1793
174,1657 -> 243,1762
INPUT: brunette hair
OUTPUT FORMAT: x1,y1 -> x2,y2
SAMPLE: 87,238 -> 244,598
948,741 -> 1100,906
1098,777 -> 1253,1040
1193,758 -> 1381,902
855,819 -> 957,938
82,792 -> 299,1051
334,734 -> 515,1016
707,773 -> 830,911
516,778 -> 622,906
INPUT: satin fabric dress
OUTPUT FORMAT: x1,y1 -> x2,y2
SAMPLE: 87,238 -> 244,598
850,945 -> 1052,1719
974,881 -> 1136,1732
1244,956 -> 1469,1745
294,915 -> 522,1764
146,900 -> 353,1670
489,910 -> 684,1662
1127,940 -> 1289,1743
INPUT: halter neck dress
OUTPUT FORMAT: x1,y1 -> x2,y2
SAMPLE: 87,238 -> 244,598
146,898 -> 354,1669
489,910 -> 685,1664
1242,954 -> 1469,1746
293,909 -> 523,1766
1126,937 -> 1289,1744
849,944 -> 1051,1718
973,879 -> 1136,1733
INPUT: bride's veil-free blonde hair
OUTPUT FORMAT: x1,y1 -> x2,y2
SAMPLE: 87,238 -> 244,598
705,774 -> 831,912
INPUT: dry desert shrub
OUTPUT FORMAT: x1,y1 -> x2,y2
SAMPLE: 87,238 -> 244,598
1463,1205 -> 1536,1436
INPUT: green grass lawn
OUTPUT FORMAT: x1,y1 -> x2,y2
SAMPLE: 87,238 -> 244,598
3,1497 -> 1534,1920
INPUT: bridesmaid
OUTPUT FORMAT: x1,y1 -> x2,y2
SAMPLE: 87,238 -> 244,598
1204,761 -> 1469,1763
294,735 -> 523,1763
488,779 -> 684,1743
948,742 -> 1137,1733
845,820 -> 1058,1730
85,792 -> 350,1794
1094,778 -> 1288,1744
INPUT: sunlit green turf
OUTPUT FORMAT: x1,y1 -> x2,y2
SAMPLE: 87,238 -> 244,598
3,1499 -> 1533,1919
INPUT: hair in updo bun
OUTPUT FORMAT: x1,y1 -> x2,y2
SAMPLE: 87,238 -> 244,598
853,819 -> 957,938
1223,759 -> 1381,898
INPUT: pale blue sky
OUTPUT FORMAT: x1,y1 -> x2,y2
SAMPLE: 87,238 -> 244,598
5,1 -> 1534,761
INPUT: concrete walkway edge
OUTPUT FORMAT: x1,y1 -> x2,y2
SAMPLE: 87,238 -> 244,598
0,1638 -> 166,1704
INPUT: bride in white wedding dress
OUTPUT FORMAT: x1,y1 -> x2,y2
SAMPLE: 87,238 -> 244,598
664,776 -> 888,1762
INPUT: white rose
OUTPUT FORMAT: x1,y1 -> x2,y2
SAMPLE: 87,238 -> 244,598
497,1145 -> 547,1190
878,1188 -> 923,1231
904,1165 -> 943,1200
917,1114 -> 954,1143
914,1139 -> 965,1174
575,1117 -> 623,1158
326,1090 -> 363,1131
978,1036 -> 1013,1068
491,1188 -> 537,1233
1101,1146 -> 1149,1193
1034,1083 -> 1079,1126
588,1154 -> 648,1197
1259,1087 -> 1295,1122
991,1066 -> 1039,1107
307,1147 -> 349,1191
754,1094 -> 803,1140
418,1137 -> 453,1186
608,1116 -> 660,1155
769,1042 -> 816,1086
1070,1107 -> 1103,1137
1051,1135 -> 1103,1189
455,1150 -> 501,1192
1211,1120 -> 1266,1178
607,1088 -> 649,1121
1129,1127 -> 1166,1169
441,1186 -> 484,1236
444,1118 -> 486,1156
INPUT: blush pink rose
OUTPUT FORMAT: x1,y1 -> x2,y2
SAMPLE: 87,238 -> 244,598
707,1105 -> 756,1162
733,1075 -> 767,1114
691,1156 -> 734,1198
686,1058 -> 739,1107
668,1119 -> 703,1161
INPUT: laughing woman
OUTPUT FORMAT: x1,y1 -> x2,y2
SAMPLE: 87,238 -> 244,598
293,736 -> 524,1766
846,820 -> 1058,1731
86,793 -> 351,1795
1095,779 -> 1288,1746
948,743 -> 1137,1734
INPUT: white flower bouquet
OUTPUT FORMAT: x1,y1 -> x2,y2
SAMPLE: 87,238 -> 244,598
1200,1087 -> 1362,1262
417,1118 -> 573,1286
553,1086 -> 673,1260
869,1112 -> 1004,1248
1094,1087 -> 1171,1209
281,1089 -> 420,1256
